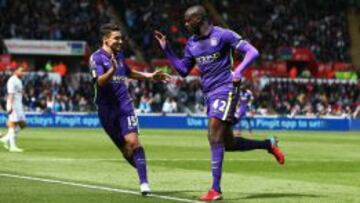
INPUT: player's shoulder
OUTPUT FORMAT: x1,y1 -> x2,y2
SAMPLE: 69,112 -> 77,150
213,26 -> 234,34
212,26 -> 241,43
7,75 -> 16,82
7,75 -> 16,86
213,26 -> 227,33
90,49 -> 103,61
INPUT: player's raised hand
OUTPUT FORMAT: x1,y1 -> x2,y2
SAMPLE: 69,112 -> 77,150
111,54 -> 118,70
233,78 -> 241,87
232,71 -> 241,87
150,70 -> 172,82
154,30 -> 167,49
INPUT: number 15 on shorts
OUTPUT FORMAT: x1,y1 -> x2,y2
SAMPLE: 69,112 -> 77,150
127,116 -> 138,128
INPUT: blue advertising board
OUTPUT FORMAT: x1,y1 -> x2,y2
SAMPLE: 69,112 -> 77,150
0,113 -> 358,131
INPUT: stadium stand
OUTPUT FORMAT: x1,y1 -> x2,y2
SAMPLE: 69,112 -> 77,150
0,0 -> 359,117
0,0 -> 111,50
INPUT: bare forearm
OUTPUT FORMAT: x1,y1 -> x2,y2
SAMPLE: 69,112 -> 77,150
97,67 -> 116,86
129,70 -> 152,80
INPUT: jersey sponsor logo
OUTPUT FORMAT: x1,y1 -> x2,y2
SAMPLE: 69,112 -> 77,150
112,75 -> 126,83
195,52 -> 220,64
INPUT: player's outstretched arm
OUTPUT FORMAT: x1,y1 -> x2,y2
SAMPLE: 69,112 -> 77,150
129,69 -> 172,82
233,42 -> 259,83
154,30 -> 194,77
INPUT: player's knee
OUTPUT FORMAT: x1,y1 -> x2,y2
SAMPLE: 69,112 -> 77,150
125,140 -> 141,152
209,137 -> 222,145
208,129 -> 224,145
122,133 -> 141,156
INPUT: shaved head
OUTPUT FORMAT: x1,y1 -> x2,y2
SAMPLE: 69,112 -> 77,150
184,5 -> 207,20
184,5 -> 210,36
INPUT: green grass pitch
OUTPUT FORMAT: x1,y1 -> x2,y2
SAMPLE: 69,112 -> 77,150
0,128 -> 359,203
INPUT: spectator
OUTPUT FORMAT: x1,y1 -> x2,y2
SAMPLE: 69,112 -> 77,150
138,94 -> 152,113
45,61 -> 53,72
162,97 -> 177,113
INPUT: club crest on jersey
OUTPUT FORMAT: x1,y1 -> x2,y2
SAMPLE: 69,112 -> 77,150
210,38 -> 219,46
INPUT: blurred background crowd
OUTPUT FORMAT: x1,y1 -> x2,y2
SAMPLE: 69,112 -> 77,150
0,0 -> 359,117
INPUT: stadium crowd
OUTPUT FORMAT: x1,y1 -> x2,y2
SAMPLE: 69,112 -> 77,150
257,78 -> 359,118
214,0 -> 351,62
0,0 -> 359,118
0,72 -> 94,113
0,0 -> 111,50
0,72 -> 359,118
0,0 -> 352,62
121,0 -> 351,63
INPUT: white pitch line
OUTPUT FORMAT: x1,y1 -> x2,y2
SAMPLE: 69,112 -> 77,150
0,173 -> 199,203
1,158 -> 355,162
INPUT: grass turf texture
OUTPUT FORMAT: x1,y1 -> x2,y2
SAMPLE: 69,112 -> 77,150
0,128 -> 359,203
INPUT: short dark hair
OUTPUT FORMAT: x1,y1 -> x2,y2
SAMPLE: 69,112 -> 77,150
99,23 -> 120,39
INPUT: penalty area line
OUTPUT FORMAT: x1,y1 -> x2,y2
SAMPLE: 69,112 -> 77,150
0,173 -> 199,203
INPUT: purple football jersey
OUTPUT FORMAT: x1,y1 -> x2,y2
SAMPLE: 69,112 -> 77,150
183,26 -> 246,96
89,48 -> 133,113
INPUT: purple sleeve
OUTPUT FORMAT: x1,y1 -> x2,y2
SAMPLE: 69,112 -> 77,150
222,29 -> 246,50
233,42 -> 259,80
222,29 -> 259,80
89,54 -> 104,79
163,43 -> 195,77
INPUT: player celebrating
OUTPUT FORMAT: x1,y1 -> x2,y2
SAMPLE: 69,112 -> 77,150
0,67 -> 27,152
90,23 -> 170,195
233,84 -> 255,136
155,5 -> 285,201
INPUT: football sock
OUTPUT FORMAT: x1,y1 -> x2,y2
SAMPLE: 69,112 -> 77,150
124,155 -> 136,168
7,128 -> 16,148
232,137 -> 271,151
133,147 -> 148,184
211,143 -> 224,193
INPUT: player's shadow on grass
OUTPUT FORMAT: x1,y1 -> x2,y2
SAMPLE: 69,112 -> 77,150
241,192 -> 324,200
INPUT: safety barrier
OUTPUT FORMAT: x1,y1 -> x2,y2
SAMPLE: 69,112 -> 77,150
0,113 -> 358,131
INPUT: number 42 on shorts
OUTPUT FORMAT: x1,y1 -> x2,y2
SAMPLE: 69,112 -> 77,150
212,99 -> 227,112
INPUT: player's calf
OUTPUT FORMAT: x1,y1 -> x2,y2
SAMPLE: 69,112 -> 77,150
0,133 -> 9,150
